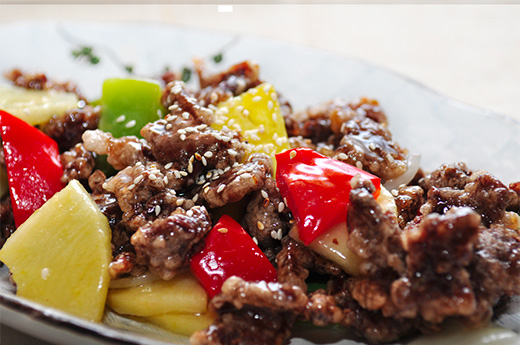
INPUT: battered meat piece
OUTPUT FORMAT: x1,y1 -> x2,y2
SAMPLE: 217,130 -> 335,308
394,185 -> 425,229
199,154 -> 271,209
347,178 -> 405,275
241,177 -> 289,262
82,129 -> 153,171
420,166 -> 517,226
5,68 -> 84,100
304,290 -> 344,326
335,116 -> 408,181
60,143 -> 96,184
43,105 -> 100,152
191,276 -> 307,345
420,162 -> 472,191
131,206 -> 211,280
194,60 -> 261,106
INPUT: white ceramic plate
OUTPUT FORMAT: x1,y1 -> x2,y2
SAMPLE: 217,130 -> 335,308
0,21 -> 519,345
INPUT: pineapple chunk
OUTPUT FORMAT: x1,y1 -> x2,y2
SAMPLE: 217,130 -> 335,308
290,186 -> 397,276
0,84 -> 79,126
142,311 -> 216,336
213,83 -> 290,172
107,271 -> 208,317
0,180 -> 112,322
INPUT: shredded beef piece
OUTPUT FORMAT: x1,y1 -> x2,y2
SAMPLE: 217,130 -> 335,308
141,114 -> 243,180
466,224 -> 520,325
194,60 -> 261,106
336,116 -> 408,181
103,162 -> 191,230
191,276 -> 306,345
0,198 -> 16,248
304,290 -> 344,326
161,81 -> 215,124
82,130 -> 152,171
108,252 -> 139,279
132,206 -> 211,280
420,167 -> 517,226
347,178 -> 405,275
5,68 -> 84,100
60,143 -> 95,184
392,208 -> 481,323
241,177 -> 289,262
160,69 -> 180,85
394,185 -> 425,229
43,105 -> 100,152
420,162 -> 472,191
276,237 -> 343,292
199,154 -> 271,208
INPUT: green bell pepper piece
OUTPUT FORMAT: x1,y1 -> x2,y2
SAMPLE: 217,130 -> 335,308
99,78 -> 164,138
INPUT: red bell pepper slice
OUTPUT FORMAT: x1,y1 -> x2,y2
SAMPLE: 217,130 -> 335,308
275,148 -> 381,245
0,110 -> 64,227
190,215 -> 277,298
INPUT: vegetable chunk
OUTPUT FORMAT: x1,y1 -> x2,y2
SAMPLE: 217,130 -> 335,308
0,180 -> 112,322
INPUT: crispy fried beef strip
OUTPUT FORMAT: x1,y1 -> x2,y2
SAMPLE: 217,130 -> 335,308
60,143 -> 96,184
131,206 -> 211,280
191,276 -> 307,345
43,105 -> 100,152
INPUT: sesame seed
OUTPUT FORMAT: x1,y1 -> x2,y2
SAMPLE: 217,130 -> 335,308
204,151 -> 213,158
338,153 -> 348,160
228,119 -> 235,127
174,170 -> 181,179
149,174 -> 157,181
252,95 -> 262,102
278,202 -> 285,213
261,190 -> 269,199
180,171 -> 188,177
368,143 -> 376,151
242,109 -> 250,117
217,184 -> 225,193
188,161 -> 193,174
271,93 -> 278,101
204,186 -> 210,194
102,182 -> 108,190
163,176 -> 169,184
165,123 -> 172,130
277,229 -> 283,240
219,107 -> 229,114
275,138 -> 284,147
176,199 -> 184,206
227,149 -> 238,156
356,161 -> 363,169
128,184 -> 136,190
125,120 -> 137,128
116,115 -> 126,123
201,156 -> 207,166
180,134 -> 186,141
270,230 -> 277,239
195,153 -> 202,161
192,194 -> 199,202
263,84 -> 271,94
258,125 -> 265,134
133,175 -> 144,184
272,113 -> 277,122
290,150 -> 297,159
284,197 -> 288,206
155,205 -> 161,216
391,189 -> 399,197
252,237 -> 258,245
172,84 -> 182,94
386,154 -> 395,162
182,112 -> 190,119
165,162 -> 173,169
257,221 -> 265,230
187,209 -> 194,217
218,228 -> 228,234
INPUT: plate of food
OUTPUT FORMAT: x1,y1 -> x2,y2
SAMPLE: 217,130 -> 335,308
0,21 -> 518,345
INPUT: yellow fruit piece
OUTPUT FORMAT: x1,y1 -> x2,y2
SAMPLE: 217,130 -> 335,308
0,180 -> 112,322
0,84 -> 79,126
107,271 -> 208,317
142,311 -> 216,336
214,83 -> 290,172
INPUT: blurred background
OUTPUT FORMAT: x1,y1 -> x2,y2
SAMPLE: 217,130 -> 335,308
1,3 -> 519,119
0,2 -> 519,344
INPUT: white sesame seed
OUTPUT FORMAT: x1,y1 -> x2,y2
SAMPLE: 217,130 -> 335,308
368,143 -> 376,151
386,154 -> 395,162
116,115 -> 126,123
102,182 -> 108,190
217,184 -> 225,193
267,100 -> 274,110
219,107 -> 229,114
163,176 -> 169,184
272,113 -> 277,122
252,95 -> 262,102
338,153 -> 348,160
257,221 -> 265,230
182,112 -> 190,119
192,194 -> 199,203
174,170 -> 181,179
277,229 -> 283,240
204,186 -> 210,194
155,205 -> 161,216
125,120 -> 137,128
391,189 -> 399,197
252,237 -> 258,245
187,209 -> 194,217
258,125 -> 265,134
284,197 -> 288,206
290,150 -> 297,159
180,134 -> 186,141
271,93 -> 278,101
261,190 -> 269,199
228,119 -> 235,126
188,161 -> 193,174
180,171 -> 188,177
201,156 -> 207,166
270,230 -> 277,239
204,151 -> 213,158
133,175 -> 144,184
128,184 -> 136,190
275,138 -> 284,147
165,123 -> 172,130
227,149 -> 238,156
172,84 -> 182,94
149,174 -> 157,181
356,161 -> 363,169
176,199 -> 184,206
278,202 -> 285,213
242,109 -> 250,117
165,162 -> 173,169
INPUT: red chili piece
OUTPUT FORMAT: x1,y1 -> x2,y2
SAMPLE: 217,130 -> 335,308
190,215 -> 277,298
276,147 -> 381,245
0,110 -> 64,227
